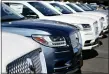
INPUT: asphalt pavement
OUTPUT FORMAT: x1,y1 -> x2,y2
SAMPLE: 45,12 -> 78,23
81,34 -> 108,74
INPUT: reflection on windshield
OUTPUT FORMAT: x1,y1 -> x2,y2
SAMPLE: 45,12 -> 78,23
29,2 -> 60,16
83,4 -> 93,11
66,3 -> 83,12
51,3 -> 73,14
1,3 -> 24,21
76,4 -> 92,11
86,4 -> 95,10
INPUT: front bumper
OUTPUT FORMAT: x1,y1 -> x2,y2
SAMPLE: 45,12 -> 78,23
80,31 -> 98,50
41,44 -> 82,73
66,60 -> 83,74
103,18 -> 108,30
103,28 -> 109,33
83,38 -> 100,50
99,28 -> 108,38
53,53 -> 83,74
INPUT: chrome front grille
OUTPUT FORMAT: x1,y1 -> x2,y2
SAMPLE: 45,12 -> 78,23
6,49 -> 42,74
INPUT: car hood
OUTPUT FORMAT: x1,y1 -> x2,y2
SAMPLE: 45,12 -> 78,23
43,14 -> 95,24
94,10 -> 108,15
2,32 -> 40,73
81,11 -> 107,17
2,19 -> 76,36
63,13 -> 101,20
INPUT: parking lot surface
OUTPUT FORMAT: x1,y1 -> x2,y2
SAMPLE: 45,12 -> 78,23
81,35 -> 108,73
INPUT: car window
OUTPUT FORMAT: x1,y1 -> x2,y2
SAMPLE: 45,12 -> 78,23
86,4 -> 95,10
83,4 -> 93,11
1,3 -> 24,21
50,3 -> 73,14
29,2 -> 60,16
6,3 -> 39,19
76,4 -> 91,11
66,4 -> 83,12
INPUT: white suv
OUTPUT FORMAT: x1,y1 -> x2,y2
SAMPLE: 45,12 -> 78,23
3,1 -> 100,50
2,32 -> 47,73
68,3 -> 108,31
48,1 -> 103,36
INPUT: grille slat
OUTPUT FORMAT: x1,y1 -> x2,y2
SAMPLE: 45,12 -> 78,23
6,49 -> 42,74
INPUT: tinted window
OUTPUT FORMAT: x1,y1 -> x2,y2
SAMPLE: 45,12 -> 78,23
76,4 -> 91,11
86,4 -> 95,10
1,3 -> 24,21
29,2 -> 60,16
51,3 -> 73,14
66,4 -> 83,12
5,3 -> 39,19
83,4 -> 93,11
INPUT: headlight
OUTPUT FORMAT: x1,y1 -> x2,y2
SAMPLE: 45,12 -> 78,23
31,35 -> 66,47
100,17 -> 105,21
81,24 -> 91,30
72,23 -> 91,31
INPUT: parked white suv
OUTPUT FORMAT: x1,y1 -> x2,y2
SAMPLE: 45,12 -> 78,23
3,1 -> 100,50
2,32 -> 47,73
67,3 -> 108,31
48,1 -> 103,36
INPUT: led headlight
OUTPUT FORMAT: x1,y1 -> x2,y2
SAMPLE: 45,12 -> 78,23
72,23 -> 91,31
31,35 -> 66,47
81,24 -> 91,30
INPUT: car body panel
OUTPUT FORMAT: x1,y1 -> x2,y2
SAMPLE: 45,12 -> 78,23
3,1 -> 99,50
2,32 -> 47,73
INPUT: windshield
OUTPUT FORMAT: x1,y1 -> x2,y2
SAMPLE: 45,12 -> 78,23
29,2 -> 60,16
83,4 -> 94,11
76,4 -> 92,11
1,3 -> 24,21
66,3 -> 83,12
86,4 -> 96,10
50,3 -> 73,14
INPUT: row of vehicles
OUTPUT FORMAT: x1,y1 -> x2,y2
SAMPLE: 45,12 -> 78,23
1,0 -> 108,73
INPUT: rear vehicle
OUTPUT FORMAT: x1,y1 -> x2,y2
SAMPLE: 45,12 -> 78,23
82,3 -> 108,15
75,3 -> 108,30
66,2 -> 108,34
3,1 -> 101,50
49,1 -> 103,37
1,3 -> 83,73
2,32 -> 47,73
90,3 -> 98,10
